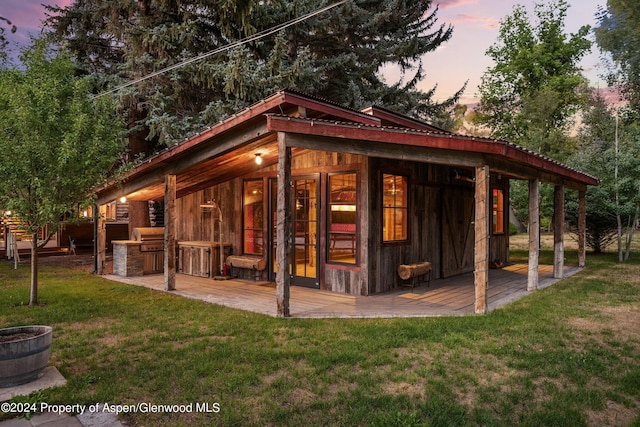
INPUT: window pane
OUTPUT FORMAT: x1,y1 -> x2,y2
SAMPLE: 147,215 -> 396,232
243,180 -> 263,255
382,174 -> 408,242
395,208 -> 407,240
328,173 -> 357,264
492,188 -> 504,234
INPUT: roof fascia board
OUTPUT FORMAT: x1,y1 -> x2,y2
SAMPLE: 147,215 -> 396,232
282,132 -> 484,168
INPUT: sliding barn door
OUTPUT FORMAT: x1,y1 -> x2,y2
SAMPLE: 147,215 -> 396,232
441,187 -> 475,278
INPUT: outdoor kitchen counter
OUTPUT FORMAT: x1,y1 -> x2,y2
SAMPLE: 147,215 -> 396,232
112,240 -> 144,277
178,241 -> 232,278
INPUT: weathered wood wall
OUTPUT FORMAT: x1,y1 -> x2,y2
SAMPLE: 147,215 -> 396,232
171,149 -> 510,296
175,180 -> 240,247
368,159 -> 451,294
368,160 -> 509,294
489,176 -> 510,265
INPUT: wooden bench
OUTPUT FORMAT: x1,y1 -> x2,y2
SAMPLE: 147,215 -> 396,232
226,255 -> 267,281
397,261 -> 432,290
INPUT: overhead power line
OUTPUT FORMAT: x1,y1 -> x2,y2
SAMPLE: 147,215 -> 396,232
97,0 -> 349,98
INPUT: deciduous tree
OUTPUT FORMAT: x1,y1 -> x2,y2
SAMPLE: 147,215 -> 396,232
475,0 -> 590,161
0,16 -> 16,62
595,0 -> 640,110
0,41 -> 128,305
568,94 -> 640,257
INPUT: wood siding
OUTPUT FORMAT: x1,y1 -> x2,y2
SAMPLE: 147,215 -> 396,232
368,160 -> 510,294
441,187 -> 475,278
174,181 -> 240,247
170,149 -> 510,296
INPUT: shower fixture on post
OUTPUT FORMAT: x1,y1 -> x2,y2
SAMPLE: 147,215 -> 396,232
200,199 -> 229,280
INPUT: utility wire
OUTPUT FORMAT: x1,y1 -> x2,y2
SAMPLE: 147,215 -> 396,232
96,0 -> 349,98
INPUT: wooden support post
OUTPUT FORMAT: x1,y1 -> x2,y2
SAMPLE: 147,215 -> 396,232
96,204 -> 107,275
276,132 -> 292,317
578,190 -> 586,268
474,165 -> 490,314
164,174 -> 176,291
528,179 -> 540,291
553,185 -> 565,278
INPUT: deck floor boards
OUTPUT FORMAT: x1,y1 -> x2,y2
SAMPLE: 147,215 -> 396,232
104,264 -> 581,318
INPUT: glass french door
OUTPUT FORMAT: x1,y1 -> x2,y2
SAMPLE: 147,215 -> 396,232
269,176 -> 319,288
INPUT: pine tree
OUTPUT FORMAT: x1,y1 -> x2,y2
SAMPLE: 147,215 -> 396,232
45,0 -> 462,148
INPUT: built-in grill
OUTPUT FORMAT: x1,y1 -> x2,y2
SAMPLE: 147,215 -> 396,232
131,227 -> 165,252
112,227 -> 165,277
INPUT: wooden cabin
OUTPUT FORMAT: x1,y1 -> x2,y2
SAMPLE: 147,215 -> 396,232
95,89 -> 597,316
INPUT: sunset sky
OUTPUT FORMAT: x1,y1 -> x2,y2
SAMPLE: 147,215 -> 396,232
1,0 -> 607,103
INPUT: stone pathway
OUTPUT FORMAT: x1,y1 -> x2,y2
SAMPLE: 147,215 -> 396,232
0,368 -> 124,427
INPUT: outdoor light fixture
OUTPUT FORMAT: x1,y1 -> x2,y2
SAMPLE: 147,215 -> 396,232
255,153 -> 263,165
119,196 -> 127,203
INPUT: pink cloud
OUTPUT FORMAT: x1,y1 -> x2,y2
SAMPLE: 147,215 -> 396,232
5,1 -> 72,26
2,1 -> 72,54
450,13 -> 498,29
435,0 -> 478,9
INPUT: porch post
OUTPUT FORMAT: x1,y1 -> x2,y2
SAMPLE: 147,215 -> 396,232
528,179 -> 540,291
164,174 -> 176,291
96,203 -> 107,275
553,185 -> 565,278
474,165 -> 490,314
276,132 -> 292,317
578,189 -> 587,268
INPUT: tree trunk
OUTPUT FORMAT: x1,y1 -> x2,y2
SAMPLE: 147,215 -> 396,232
624,213 -> 637,261
617,212 -> 623,262
627,184 -> 640,261
615,114 -> 623,262
509,205 -> 527,233
29,233 -> 38,306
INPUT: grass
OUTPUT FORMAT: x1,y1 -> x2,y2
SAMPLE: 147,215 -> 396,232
1,238 -> 639,426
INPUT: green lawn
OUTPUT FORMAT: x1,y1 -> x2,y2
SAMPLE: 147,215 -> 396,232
1,244 -> 639,426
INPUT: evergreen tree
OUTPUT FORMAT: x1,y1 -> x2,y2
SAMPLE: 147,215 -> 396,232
45,0 -> 462,149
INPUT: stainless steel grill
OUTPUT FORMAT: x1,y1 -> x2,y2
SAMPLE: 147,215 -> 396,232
131,227 -> 164,252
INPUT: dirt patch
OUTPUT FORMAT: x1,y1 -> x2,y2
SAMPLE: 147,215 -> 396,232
587,400 -> 638,427
26,253 -> 114,274
382,381 -> 425,399
289,387 -> 317,406
567,307 -> 640,426
0,331 -> 41,343
570,305 -> 640,342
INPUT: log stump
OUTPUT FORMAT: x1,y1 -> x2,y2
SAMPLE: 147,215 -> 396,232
397,261 -> 432,290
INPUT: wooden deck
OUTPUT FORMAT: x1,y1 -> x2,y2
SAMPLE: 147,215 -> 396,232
104,264 -> 582,318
